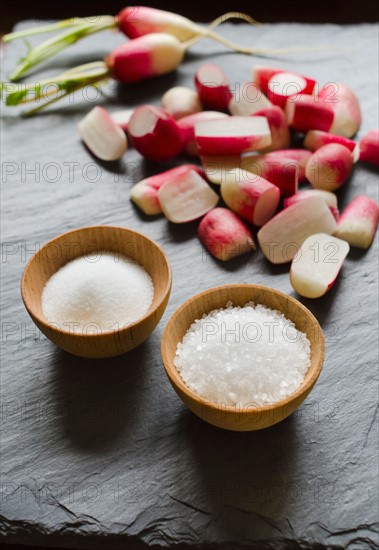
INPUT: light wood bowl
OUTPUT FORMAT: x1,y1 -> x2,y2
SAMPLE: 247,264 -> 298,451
21,225 -> 172,358
161,284 -> 324,431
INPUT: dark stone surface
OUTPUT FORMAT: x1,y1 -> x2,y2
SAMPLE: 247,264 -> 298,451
1,21 -> 378,550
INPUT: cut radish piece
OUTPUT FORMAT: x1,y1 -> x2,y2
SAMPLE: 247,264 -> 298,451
110,109 -> 134,131
195,116 -> 271,156
290,233 -> 349,298
161,86 -> 202,119
220,168 -> 280,226
198,208 -> 255,261
284,190 -> 339,221
252,106 -> 290,152
228,83 -> 272,116
130,164 -> 203,215
158,169 -> 219,223
286,95 -> 334,133
201,155 -> 241,184
257,196 -> 338,264
304,130 -> 360,162
128,105 -> 183,162
195,64 -> 233,111
78,106 -> 128,161
306,143 -> 354,192
334,195 -> 379,249
267,71 -> 309,108
240,154 -> 298,197
259,149 -> 312,182
252,66 -> 283,94
359,130 -> 379,166
318,83 -> 361,138
178,111 -> 229,156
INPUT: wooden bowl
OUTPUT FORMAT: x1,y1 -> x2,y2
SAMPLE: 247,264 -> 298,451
21,225 -> 172,358
161,284 -> 324,431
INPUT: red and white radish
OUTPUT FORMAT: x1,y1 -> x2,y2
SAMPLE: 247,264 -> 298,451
110,109 -> 134,131
359,130 -> 379,166
284,189 -> 339,221
158,169 -> 219,223
220,168 -> 280,226
285,94 -> 334,133
200,155 -> 241,184
128,105 -> 183,162
290,233 -> 349,298
195,64 -> 233,111
161,86 -> 202,119
304,130 -> 360,162
198,208 -> 255,261
252,66 -> 283,94
195,116 -> 271,156
257,196 -> 338,264
306,143 -> 354,192
267,71 -> 316,108
78,106 -> 128,161
318,83 -> 361,138
178,111 -> 229,156
259,149 -> 312,182
228,83 -> 272,116
130,164 -> 203,215
334,195 -> 379,249
240,154 -> 298,197
252,106 -> 290,152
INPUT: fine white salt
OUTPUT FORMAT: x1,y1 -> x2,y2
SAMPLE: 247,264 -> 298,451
42,252 -> 154,334
174,302 -> 311,406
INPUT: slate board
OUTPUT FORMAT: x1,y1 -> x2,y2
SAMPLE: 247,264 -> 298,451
1,20 -> 379,550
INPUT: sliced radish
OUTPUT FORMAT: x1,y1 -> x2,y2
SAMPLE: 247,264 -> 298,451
359,130 -> 379,166
257,196 -> 338,264
220,168 -> 280,226
195,116 -> 271,156
259,149 -> 312,182
334,195 -> 379,249
195,64 -> 232,111
78,106 -> 128,161
252,66 -> 283,94
284,190 -> 338,221
251,106 -> 290,152
177,111 -> 229,156
240,154 -> 298,197
128,105 -> 183,162
267,72 -> 308,108
228,83 -> 272,116
198,208 -> 255,261
318,83 -> 361,138
158,169 -> 219,223
161,86 -> 202,120
200,155 -> 241,184
130,164 -> 203,215
306,143 -> 354,192
286,95 -> 334,133
304,130 -> 360,162
290,233 -> 349,298
110,109 -> 134,131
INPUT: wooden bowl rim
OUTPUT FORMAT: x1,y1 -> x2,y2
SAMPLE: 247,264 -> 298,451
161,284 -> 325,414
21,225 -> 172,339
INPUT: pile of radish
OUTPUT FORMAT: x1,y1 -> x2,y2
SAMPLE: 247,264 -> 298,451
77,62 -> 379,299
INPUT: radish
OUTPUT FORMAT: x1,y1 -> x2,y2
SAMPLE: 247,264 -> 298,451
240,154 -> 298,197
334,195 -> 379,249
290,233 -> 349,298
198,208 -> 256,261
158,169 -> 219,223
267,71 -> 316,108
252,66 -> 283,94
220,168 -> 280,226
128,105 -> 183,162
259,149 -> 312,182
78,106 -> 128,161
359,130 -> 379,166
195,117 -> 271,156
5,9 -> 263,81
318,83 -> 361,138
177,112 -> 229,156
195,64 -> 233,111
306,144 -> 354,192
228,83 -> 272,116
284,189 -> 339,221
130,164 -> 203,215
110,109 -> 134,131
257,196 -> 338,264
161,86 -> 202,120
304,130 -> 360,162
200,155 -> 241,184
285,94 -> 334,133
252,106 -> 290,152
